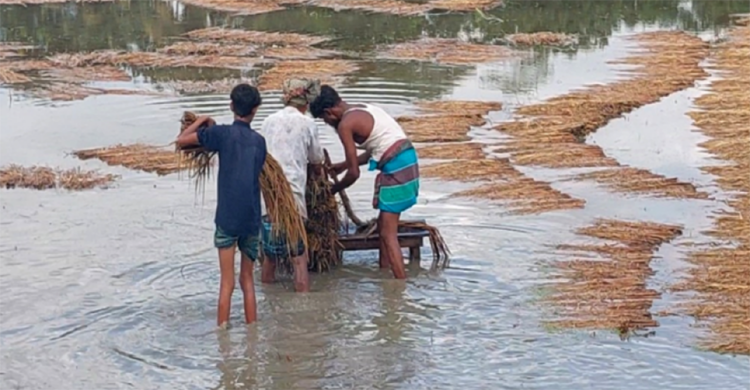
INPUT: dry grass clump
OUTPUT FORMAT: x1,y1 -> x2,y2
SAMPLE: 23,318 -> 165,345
417,143 -> 485,160
671,23 -> 750,355
428,0 -> 502,11
544,219 -> 682,335
421,158 -> 519,182
505,32 -> 577,47
397,114 -> 484,142
572,167 -> 710,199
309,0 -> 432,15
0,164 -> 117,191
48,51 -> 260,70
305,164 -> 342,273
0,42 -> 37,60
73,144 -> 187,175
0,67 -> 32,84
260,46 -> 339,60
455,178 -> 586,215
183,28 -> 329,46
379,38 -> 515,65
256,59 -> 358,91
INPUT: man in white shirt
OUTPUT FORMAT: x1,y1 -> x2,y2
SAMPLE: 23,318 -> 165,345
259,78 -> 324,292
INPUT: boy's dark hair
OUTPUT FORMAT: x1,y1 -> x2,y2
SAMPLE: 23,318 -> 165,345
310,85 -> 341,119
230,84 -> 262,117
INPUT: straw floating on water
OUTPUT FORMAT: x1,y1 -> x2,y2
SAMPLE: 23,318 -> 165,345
257,59 -> 358,91
544,219 -> 682,335
49,51 -> 261,70
397,115 -> 482,142
73,143 -> 187,175
0,67 -> 31,84
308,0 -> 432,16
421,158 -> 520,182
183,28 -> 330,47
379,38 -> 515,65
0,164 -> 118,191
455,178 -> 586,215
415,100 -> 502,116
428,0 -> 502,12
572,167 -> 710,200
177,0 -> 304,15
504,32 -> 577,47
670,23 -> 750,355
417,142 -> 485,160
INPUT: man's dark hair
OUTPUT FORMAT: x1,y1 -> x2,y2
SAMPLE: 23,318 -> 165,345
230,83 -> 262,117
310,85 -> 341,119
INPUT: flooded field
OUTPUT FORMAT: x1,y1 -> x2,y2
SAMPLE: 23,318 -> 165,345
1,1 -> 749,389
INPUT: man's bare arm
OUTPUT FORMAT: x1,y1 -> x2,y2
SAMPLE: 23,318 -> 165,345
331,118 -> 361,194
176,116 -> 215,148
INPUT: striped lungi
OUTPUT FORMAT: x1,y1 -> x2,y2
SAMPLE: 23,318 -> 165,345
370,139 -> 420,214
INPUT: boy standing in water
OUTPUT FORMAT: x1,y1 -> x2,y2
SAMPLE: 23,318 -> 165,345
176,84 -> 266,326
310,85 -> 420,279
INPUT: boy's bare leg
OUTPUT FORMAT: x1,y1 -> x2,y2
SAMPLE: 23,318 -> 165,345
239,253 -> 257,324
260,253 -> 276,284
291,252 -> 310,292
217,246 -> 237,327
379,211 -> 406,279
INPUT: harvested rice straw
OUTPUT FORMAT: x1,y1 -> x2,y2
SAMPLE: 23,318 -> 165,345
380,38 -> 515,65
543,219 -> 682,335
309,0 -> 432,16
28,83 -> 149,102
0,67 -> 31,84
183,28 -> 330,47
48,51 -> 261,70
256,59 -> 358,91
493,139 -> 619,168
428,0 -> 502,11
671,23 -> 750,355
42,66 -> 132,83
73,143 -> 186,175
305,161 -> 343,272
415,100 -> 502,116
160,79 -> 245,95
504,32 -> 577,47
177,0 -> 303,15
261,46 -> 340,60
421,158 -> 521,182
158,41 -> 258,57
176,112 -> 308,268
455,178 -> 586,215
417,143 -> 485,160
0,164 -> 118,191
572,167 -> 710,200
397,114 -> 485,142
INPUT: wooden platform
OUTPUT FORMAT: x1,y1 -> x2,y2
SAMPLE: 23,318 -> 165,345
338,220 -> 429,268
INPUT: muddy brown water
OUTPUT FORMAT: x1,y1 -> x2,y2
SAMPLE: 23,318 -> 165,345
1,1 -> 750,389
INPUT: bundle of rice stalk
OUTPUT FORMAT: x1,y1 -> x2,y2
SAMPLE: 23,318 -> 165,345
177,111 -> 307,269
305,161 -> 342,272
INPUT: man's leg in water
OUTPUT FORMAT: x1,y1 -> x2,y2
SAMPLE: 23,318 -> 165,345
260,252 -> 276,284
239,252 -> 257,324
379,211 -> 406,279
217,245 -> 236,327
291,250 -> 310,292
378,239 -> 391,269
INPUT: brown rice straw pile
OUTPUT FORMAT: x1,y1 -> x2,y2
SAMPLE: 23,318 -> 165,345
379,38 -> 515,65
421,158 -> 520,182
428,0 -> 502,11
505,32 -> 577,47
305,162 -> 343,273
177,0 -> 303,15
0,164 -> 118,191
73,144 -> 186,175
455,178 -> 586,215
417,143 -> 485,160
309,0 -> 432,16
257,59 -> 358,91
670,22 -> 750,355
183,28 -> 330,47
491,31 -> 710,200
544,219 -> 683,335
0,67 -> 31,84
48,51 -> 260,70
158,42 -> 258,57
397,114 -> 483,142
572,167 -> 710,200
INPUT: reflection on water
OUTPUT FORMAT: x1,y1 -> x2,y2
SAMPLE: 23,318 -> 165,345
2,0 -> 750,389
